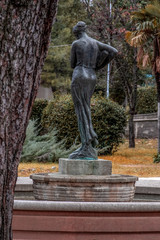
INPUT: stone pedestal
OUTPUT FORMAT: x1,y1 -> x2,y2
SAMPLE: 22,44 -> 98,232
59,158 -> 112,175
30,158 -> 138,202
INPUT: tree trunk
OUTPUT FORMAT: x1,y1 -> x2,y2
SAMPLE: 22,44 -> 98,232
158,101 -> 160,154
155,72 -> 160,154
128,111 -> 135,148
154,37 -> 160,154
0,1 -> 58,239
128,48 -> 137,148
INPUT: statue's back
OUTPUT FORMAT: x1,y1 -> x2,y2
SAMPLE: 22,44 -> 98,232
74,36 -> 99,69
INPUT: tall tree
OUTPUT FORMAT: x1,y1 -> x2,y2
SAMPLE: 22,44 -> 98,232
126,0 -> 160,153
84,0 -> 145,148
41,0 -> 88,92
0,1 -> 58,239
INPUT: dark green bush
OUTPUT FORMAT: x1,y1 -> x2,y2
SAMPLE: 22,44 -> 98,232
136,87 -> 157,114
30,99 -> 48,126
153,153 -> 160,163
41,94 -> 126,155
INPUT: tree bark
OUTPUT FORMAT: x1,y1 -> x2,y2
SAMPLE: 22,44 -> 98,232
0,1 -> 58,239
128,48 -> 137,148
128,111 -> 135,148
158,101 -> 160,154
154,37 -> 160,154
155,72 -> 160,154
115,49 -> 137,148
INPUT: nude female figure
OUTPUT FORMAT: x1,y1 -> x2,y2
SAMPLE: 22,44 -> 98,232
69,21 -> 118,160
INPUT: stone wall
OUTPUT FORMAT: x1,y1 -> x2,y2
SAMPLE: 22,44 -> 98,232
13,200 -> 160,240
36,85 -> 53,100
126,113 -> 158,139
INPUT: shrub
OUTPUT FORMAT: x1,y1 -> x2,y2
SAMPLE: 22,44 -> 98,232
153,154 -> 160,163
41,94 -> 126,155
30,99 -> 48,126
136,87 -> 157,114
21,120 -> 77,162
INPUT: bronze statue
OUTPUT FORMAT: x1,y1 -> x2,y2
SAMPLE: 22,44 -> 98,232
69,21 -> 118,160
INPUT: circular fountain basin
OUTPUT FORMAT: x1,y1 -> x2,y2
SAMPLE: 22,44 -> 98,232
30,173 -> 138,202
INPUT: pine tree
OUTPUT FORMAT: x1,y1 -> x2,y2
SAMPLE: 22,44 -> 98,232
0,1 -> 58,238
41,0 -> 88,92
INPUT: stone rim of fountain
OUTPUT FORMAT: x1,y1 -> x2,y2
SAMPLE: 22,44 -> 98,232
30,172 -> 138,183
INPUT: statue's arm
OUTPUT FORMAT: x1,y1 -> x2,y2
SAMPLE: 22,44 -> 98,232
96,41 -> 118,70
97,41 -> 118,55
71,42 -> 77,68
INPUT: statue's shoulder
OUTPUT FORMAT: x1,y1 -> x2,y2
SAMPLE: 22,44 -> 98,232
72,37 -> 98,48
87,36 -> 97,44
71,39 -> 86,50
72,40 -> 79,47
87,37 -> 100,49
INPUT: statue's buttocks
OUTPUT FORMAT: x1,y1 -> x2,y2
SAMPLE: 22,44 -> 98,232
72,66 -> 96,86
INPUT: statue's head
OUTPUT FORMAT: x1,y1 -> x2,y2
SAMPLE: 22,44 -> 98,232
73,21 -> 86,38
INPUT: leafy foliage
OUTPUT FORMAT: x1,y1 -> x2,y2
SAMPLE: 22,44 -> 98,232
125,0 -> 160,71
41,0 -> 88,91
136,87 -> 157,114
86,0 -> 145,89
153,153 -> 160,163
85,0 -> 148,148
125,0 -> 160,152
41,94 -> 126,155
21,120 -> 76,162
30,99 -> 48,127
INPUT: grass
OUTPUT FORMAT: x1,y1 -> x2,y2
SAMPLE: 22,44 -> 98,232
18,163 -> 59,177
101,139 -> 158,177
18,139 -> 160,177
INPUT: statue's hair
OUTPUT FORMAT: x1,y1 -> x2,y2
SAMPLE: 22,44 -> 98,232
73,21 -> 86,33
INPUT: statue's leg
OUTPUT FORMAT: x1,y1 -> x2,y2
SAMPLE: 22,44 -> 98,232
69,73 -> 98,160
71,83 -> 95,146
82,88 -> 98,148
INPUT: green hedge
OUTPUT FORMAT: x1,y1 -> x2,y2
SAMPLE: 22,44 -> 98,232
30,99 -> 48,126
41,94 -> 126,155
136,87 -> 157,114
